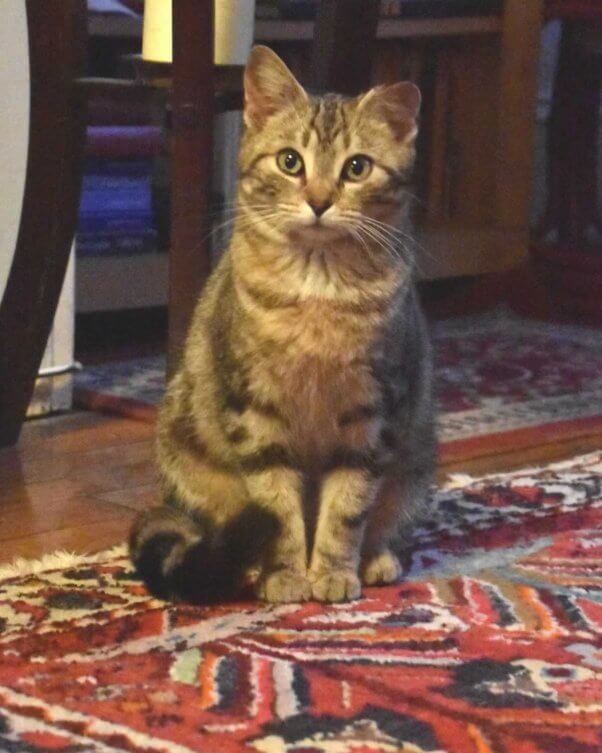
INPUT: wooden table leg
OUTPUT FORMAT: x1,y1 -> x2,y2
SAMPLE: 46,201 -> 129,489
169,0 -> 214,371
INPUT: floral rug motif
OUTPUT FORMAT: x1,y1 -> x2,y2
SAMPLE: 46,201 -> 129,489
0,453 -> 600,752
74,311 -> 602,459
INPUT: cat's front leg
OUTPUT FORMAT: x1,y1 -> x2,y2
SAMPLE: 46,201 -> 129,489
243,468 -> 310,603
309,468 -> 380,602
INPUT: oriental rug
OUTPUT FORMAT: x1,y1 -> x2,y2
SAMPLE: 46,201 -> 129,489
0,453 -> 600,752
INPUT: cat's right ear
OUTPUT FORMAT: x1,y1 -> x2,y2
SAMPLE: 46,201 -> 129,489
244,46 -> 307,129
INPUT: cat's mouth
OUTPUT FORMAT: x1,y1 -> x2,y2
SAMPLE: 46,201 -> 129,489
290,220 -> 346,243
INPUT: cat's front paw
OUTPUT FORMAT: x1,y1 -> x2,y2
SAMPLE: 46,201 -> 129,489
309,569 -> 361,602
361,549 -> 402,586
256,569 -> 311,603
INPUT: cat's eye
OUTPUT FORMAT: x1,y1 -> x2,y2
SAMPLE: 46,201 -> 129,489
277,149 -> 304,176
342,155 -> 373,182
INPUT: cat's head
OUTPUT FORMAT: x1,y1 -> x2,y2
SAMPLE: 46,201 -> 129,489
238,45 -> 420,251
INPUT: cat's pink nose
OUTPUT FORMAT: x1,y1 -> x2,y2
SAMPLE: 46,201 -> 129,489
307,199 -> 332,218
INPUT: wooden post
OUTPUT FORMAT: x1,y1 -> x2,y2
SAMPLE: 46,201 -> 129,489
169,0 -> 214,370
310,0 -> 379,95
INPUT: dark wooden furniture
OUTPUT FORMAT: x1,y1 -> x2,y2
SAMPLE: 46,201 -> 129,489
0,1 -> 87,447
531,3 -> 602,324
536,10 -> 601,247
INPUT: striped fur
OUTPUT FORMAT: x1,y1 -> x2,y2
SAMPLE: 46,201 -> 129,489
130,46 -> 435,604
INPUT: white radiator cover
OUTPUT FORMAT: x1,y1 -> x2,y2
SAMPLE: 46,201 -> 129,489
28,250 -> 76,417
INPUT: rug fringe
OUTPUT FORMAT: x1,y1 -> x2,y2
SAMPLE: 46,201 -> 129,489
0,544 -> 128,580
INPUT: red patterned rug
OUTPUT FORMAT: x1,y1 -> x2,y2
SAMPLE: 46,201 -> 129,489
74,311 -> 602,462
0,453 -> 600,752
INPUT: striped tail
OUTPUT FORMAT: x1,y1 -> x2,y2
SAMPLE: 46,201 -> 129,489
129,504 -> 280,604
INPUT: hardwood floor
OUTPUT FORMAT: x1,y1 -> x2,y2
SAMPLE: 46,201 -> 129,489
0,412 -> 155,563
0,409 -> 600,565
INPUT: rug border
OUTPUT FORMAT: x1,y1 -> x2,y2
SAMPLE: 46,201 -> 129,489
74,387 -> 157,422
439,413 -> 602,462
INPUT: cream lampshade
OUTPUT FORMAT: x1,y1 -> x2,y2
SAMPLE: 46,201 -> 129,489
142,0 -> 256,65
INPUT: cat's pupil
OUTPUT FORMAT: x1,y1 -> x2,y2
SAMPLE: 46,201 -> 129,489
284,152 -> 297,169
350,158 -> 363,175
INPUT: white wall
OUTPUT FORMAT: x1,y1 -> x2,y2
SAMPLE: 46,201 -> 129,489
0,0 -> 29,302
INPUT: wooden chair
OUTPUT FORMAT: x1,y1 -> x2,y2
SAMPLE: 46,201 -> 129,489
0,1 -> 87,447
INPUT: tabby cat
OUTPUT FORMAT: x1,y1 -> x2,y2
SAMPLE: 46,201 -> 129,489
129,46 -> 435,604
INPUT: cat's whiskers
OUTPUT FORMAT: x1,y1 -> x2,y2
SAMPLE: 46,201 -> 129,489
362,215 -> 437,272
207,208 -> 287,246
340,210 -> 426,273
358,219 -> 412,267
358,225 -> 403,267
236,204 -> 302,245
338,211 -> 407,267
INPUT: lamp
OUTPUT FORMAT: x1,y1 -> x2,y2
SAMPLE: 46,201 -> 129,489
142,0 -> 171,63
142,0 -> 256,65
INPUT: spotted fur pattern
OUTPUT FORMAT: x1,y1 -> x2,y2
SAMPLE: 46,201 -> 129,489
129,46 -> 435,604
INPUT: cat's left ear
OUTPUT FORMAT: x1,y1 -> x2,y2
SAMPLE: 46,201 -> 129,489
244,45 -> 308,129
357,82 -> 421,142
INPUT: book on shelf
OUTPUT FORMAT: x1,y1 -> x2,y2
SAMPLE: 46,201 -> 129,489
77,213 -> 153,234
80,173 -> 152,191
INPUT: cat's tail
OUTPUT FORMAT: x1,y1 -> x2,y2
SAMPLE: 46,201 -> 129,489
128,504 -> 280,603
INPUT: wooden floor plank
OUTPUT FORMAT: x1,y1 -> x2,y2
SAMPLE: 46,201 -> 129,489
1,517 -> 134,563
0,496 -> 135,545
95,483 -> 159,512
14,411 -> 154,458
1,440 -> 154,490
0,412 -> 152,563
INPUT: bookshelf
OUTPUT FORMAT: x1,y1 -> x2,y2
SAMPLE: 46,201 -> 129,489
88,14 -> 501,42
